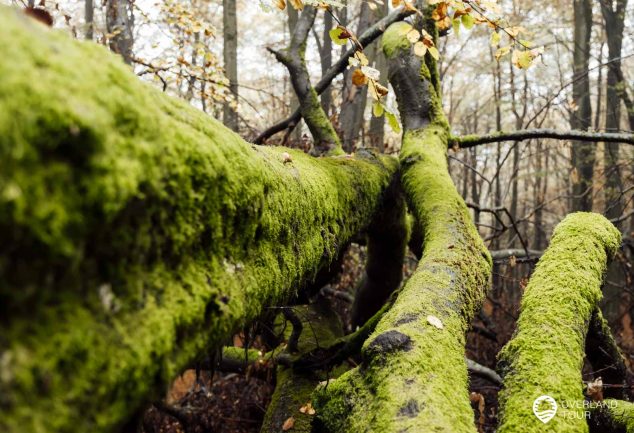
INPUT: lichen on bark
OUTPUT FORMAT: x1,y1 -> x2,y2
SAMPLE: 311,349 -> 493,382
497,212 -> 621,433
0,7 -> 397,433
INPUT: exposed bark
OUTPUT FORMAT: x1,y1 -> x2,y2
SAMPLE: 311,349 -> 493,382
253,6 -> 415,144
0,10 -> 399,432
269,6 -> 342,155
497,213 -> 621,432
570,0 -> 594,211
600,0 -> 627,221
85,0 -> 94,40
222,0 -> 239,131
315,20 -> 492,432
106,0 -> 134,65
320,10 -> 333,115
339,2 -> 376,151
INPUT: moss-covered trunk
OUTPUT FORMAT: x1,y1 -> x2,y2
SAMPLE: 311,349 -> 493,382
314,20 -> 492,432
0,8 -> 398,433
497,213 -> 621,433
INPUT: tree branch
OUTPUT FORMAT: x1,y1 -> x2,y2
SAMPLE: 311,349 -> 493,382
453,128 -> 634,148
253,6 -> 415,144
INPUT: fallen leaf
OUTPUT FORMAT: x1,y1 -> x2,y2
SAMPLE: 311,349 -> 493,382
427,315 -> 444,329
299,402 -> 316,415
282,416 -> 295,431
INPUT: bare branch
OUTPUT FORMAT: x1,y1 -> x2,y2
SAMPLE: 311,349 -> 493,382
453,128 -> 634,148
253,6 -> 415,144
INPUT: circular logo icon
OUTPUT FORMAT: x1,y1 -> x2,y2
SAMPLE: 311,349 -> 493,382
533,395 -> 558,424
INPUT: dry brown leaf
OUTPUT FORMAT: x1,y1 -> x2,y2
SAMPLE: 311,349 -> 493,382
275,0 -> 286,10
282,416 -> 295,431
351,69 -> 369,87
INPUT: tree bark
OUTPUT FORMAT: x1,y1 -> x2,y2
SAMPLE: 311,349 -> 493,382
315,20 -> 492,432
570,0 -> 594,211
106,0 -> 134,65
85,0 -> 94,41
320,10 -> 333,116
269,6 -> 342,155
600,0 -> 627,221
223,0 -> 239,131
0,9 -> 398,432
497,213 -> 621,432
339,2 -> 376,152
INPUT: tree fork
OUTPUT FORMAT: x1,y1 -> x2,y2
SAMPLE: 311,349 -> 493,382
314,20 -> 492,432
0,8 -> 398,433
497,213 -> 621,433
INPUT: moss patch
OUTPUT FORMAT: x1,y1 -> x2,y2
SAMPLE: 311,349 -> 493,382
0,8 -> 397,433
497,213 -> 621,433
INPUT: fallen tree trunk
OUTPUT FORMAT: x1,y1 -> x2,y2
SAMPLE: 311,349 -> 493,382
497,212 -> 621,433
0,8 -> 398,433
314,20 -> 492,432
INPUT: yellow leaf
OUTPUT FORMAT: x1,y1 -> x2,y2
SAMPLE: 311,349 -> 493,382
461,13 -> 474,30
490,31 -> 501,47
385,110 -> 401,133
413,41 -> 427,57
392,0 -> 402,6
289,0 -> 303,10
275,0 -> 286,10
452,18 -> 460,37
511,49 -> 533,69
355,50 -> 369,66
428,46 -> 440,60
427,315 -> 444,329
406,28 -> 420,43
495,45 -> 511,60
329,26 -> 349,45
372,101 -> 384,117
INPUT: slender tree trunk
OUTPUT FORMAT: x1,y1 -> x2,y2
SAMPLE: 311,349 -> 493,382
222,0 -> 239,131
339,2 -> 376,152
105,0 -> 134,65
320,10 -> 333,116
287,3 -> 302,142
601,0 -> 627,221
84,0 -> 94,41
569,0 -> 594,212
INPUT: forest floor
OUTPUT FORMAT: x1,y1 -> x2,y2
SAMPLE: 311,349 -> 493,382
141,244 -> 634,433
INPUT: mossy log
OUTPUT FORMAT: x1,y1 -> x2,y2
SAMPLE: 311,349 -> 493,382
589,399 -> 634,433
497,213 -> 621,433
0,8 -> 398,433
314,21 -> 492,432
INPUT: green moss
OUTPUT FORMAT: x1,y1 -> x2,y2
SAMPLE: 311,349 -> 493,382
497,213 -> 621,433
315,126 -> 492,432
0,8 -> 398,433
381,22 -> 413,58
590,399 -> 634,432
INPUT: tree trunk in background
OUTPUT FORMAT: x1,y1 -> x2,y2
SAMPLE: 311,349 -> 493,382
27,0 -> 35,7
339,2 -> 376,152
320,10 -> 333,116
223,0 -> 239,131
287,3 -> 302,142
105,0 -> 134,65
601,0 -> 626,221
569,0 -> 594,212
85,0 -> 94,41
367,0 -> 389,150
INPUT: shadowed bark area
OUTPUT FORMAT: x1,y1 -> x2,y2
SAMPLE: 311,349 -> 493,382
0,8 -> 398,433
497,213 -> 621,433
314,20 -> 492,432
